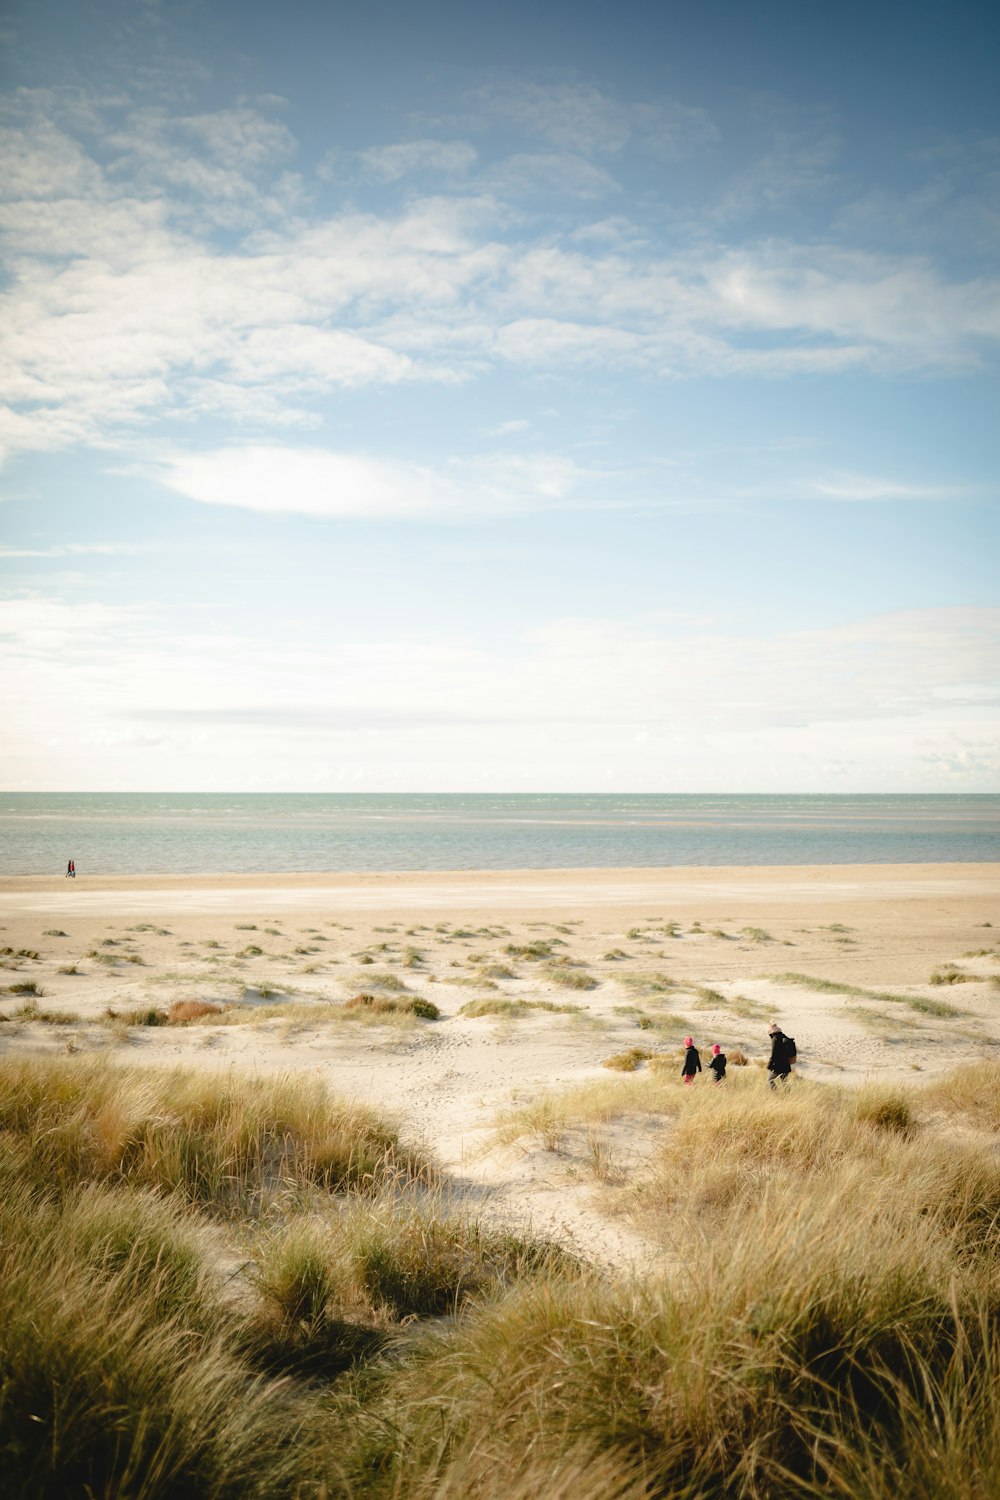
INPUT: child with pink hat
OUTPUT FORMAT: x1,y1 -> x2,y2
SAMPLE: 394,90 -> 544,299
681,1036 -> 701,1084
708,1043 -> 727,1084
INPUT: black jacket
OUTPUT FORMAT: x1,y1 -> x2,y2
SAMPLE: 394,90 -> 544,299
682,1045 -> 702,1077
768,1031 -> 792,1074
709,1052 -> 727,1080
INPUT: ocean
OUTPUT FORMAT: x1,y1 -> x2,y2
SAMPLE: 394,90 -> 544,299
0,793 -> 997,876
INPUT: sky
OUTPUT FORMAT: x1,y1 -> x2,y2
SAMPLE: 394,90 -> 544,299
0,0 -> 998,792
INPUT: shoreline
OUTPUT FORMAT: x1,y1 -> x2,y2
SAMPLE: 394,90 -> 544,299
1,861 -> 996,917
3,860 -> 997,889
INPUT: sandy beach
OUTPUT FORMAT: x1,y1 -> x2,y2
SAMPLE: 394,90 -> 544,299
2,863 -> 998,1265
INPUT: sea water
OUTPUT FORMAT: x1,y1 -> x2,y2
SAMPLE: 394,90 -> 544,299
1,793 -> 997,875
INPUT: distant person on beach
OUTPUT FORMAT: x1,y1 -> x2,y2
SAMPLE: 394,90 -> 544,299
767,1023 -> 796,1089
708,1043 -> 727,1083
66,859 -> 75,878
681,1036 -> 701,1084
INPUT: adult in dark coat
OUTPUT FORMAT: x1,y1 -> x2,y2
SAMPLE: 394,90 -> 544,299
767,1023 -> 794,1088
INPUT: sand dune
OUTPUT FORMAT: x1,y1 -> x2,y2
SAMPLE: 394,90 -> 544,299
2,862 -> 997,1266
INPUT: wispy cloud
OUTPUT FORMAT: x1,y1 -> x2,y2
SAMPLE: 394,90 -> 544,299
354,138 -> 478,182
2,86 -> 999,473
0,542 -> 147,558
153,444 -> 592,518
466,81 -> 718,159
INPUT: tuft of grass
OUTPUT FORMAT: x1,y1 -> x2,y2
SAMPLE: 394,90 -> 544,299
602,1048 -> 654,1072
12,1000 -> 79,1024
104,1005 -> 168,1028
740,926 -> 774,942
930,965 -> 987,986
504,940 -> 555,960
344,993 -> 440,1021
541,961 -> 598,990
3,980 -> 42,996
619,971 -> 678,995
458,997 -> 580,1019
42,928 -> 68,937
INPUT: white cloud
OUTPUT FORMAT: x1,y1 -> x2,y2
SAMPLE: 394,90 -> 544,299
0,542 -> 146,558
356,138 -> 477,182
2,600 -> 997,790
807,472 -> 969,502
1,90 -> 999,470
155,444 -> 590,518
485,151 -> 619,199
468,81 -> 718,159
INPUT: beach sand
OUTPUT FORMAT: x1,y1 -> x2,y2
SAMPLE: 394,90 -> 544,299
2,863 -> 998,1266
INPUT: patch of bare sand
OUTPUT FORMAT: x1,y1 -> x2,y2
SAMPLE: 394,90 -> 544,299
1,863 -> 997,1269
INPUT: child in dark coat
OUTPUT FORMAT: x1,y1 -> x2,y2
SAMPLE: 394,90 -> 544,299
708,1043 -> 727,1083
681,1036 -> 701,1084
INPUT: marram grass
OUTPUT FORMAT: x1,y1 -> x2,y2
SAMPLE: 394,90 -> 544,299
1,1052 -> 1000,1499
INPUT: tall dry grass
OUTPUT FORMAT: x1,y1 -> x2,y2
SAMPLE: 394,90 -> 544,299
2,1053 -> 999,1499
0,1053 -> 430,1206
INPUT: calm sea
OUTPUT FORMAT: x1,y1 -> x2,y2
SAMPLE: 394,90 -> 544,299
0,794 -> 997,876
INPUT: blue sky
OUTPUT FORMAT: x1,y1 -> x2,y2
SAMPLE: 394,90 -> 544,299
1,0 -> 998,791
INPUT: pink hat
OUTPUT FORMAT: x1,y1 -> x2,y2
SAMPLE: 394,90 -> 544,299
712,1043 -> 721,1055
684,1036 -> 694,1048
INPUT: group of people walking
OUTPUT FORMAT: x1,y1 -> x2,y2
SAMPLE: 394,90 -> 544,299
681,1022 -> 796,1088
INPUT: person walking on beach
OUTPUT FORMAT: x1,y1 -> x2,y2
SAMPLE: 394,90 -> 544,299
708,1043 -> 727,1083
767,1023 -> 796,1089
681,1036 -> 701,1084
66,859 -> 75,878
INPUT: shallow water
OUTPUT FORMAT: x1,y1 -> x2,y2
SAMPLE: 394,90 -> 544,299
1,793 -> 997,875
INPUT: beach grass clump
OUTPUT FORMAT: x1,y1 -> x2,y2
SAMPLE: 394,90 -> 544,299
348,969 -> 408,992
11,999 -> 79,1023
602,1047 -> 654,1072
3,979 -> 42,996
252,1194 -> 561,1356
540,961 -> 598,990
930,965 -> 986,986
344,992 -> 440,1021
103,1005 -> 168,1027
0,1054 -> 429,1206
504,939 -> 557,960
42,928 -> 68,937
725,995 -> 778,1019
0,1185 -> 332,1499
458,997 -> 580,1020
618,970 -> 678,996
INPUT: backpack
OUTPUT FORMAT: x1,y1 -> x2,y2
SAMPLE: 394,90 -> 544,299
785,1036 -> 797,1064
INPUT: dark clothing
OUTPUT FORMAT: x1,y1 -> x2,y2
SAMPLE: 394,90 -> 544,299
709,1052 -> 727,1082
681,1045 -> 702,1079
768,1030 -> 794,1087
768,1031 -> 792,1075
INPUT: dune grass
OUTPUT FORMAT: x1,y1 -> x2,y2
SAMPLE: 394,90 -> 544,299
772,971 -> 963,1018
602,1047 -> 655,1071
458,997 -> 580,1019
2,1053 -> 1000,1499
0,1054 -> 429,1206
